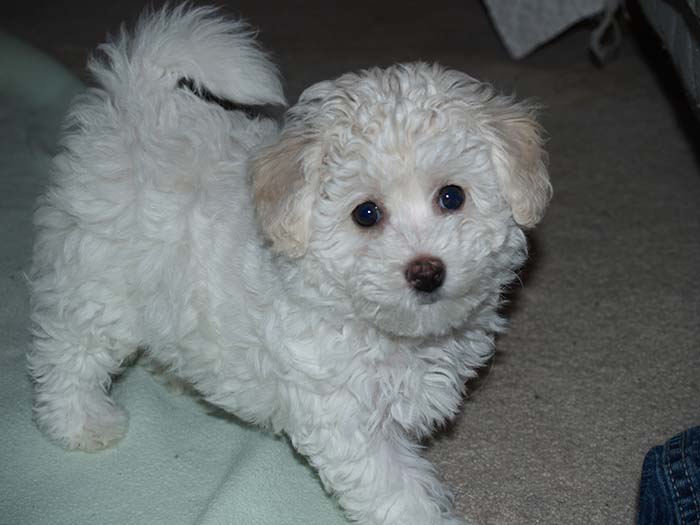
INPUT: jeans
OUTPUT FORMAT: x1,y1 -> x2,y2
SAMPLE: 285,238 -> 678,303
638,427 -> 700,525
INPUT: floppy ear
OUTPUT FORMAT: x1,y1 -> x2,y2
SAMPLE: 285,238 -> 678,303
251,80 -> 335,258
487,101 -> 551,228
251,130 -> 317,258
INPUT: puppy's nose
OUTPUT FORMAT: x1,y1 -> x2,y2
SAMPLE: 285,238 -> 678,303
405,256 -> 445,293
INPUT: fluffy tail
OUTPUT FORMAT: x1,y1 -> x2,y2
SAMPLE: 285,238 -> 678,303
89,4 -> 285,107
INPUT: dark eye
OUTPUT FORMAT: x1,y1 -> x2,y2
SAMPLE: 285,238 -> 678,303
437,185 -> 465,211
352,201 -> 382,227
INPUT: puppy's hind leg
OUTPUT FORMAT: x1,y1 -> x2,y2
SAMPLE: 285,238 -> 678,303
28,321 -> 135,451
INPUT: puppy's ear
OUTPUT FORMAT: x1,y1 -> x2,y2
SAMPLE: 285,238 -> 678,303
252,80 -> 334,258
251,131 -> 317,258
487,100 -> 551,228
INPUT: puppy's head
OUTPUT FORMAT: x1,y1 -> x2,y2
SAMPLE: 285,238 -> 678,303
252,63 -> 550,337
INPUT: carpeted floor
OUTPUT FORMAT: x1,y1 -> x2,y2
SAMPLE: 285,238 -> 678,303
3,1 -> 698,523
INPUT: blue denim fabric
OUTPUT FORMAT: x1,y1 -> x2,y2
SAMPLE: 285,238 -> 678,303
638,427 -> 700,525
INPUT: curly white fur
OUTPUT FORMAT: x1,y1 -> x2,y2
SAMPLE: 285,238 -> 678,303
27,5 -> 550,524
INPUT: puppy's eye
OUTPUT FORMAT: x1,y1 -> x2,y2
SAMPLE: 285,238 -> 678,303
352,201 -> 382,228
437,185 -> 465,211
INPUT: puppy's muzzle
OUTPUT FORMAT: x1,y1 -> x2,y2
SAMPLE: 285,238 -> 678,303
405,256 -> 445,293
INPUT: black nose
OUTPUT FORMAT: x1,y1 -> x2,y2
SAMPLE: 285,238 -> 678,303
405,256 -> 445,293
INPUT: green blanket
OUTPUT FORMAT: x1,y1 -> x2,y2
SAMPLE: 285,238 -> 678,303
0,32 -> 346,525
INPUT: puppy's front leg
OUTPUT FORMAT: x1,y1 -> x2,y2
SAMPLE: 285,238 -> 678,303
287,406 -> 466,525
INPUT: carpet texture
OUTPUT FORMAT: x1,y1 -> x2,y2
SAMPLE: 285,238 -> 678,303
2,2 -> 698,524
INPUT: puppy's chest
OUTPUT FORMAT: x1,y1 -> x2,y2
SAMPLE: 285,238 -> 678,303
267,308 -> 470,424
350,341 -> 468,432
371,342 -> 457,391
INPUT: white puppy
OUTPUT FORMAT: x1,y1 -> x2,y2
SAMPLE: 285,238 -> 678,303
28,5 -> 550,524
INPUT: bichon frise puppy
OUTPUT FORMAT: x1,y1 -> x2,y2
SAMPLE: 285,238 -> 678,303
28,5 -> 550,524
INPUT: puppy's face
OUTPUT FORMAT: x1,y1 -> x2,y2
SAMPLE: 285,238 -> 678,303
253,64 -> 550,338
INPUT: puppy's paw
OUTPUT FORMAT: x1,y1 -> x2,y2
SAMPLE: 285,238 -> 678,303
63,405 -> 129,452
442,515 -> 470,525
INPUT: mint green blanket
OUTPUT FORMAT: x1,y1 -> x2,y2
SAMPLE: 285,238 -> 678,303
0,33 -> 346,525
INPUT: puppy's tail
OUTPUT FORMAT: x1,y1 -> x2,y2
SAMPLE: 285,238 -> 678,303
89,4 -> 285,108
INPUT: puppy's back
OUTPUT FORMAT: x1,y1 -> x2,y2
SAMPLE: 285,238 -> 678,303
29,5 -> 284,349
